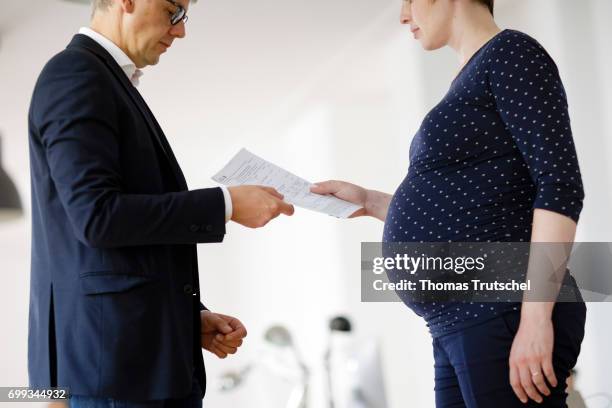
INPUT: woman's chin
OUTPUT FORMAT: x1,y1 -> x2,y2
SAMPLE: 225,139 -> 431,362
421,40 -> 445,51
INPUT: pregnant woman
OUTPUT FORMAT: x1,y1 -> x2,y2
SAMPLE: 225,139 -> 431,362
311,0 -> 586,406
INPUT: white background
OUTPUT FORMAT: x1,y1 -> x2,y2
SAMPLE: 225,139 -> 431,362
1,0 -> 611,407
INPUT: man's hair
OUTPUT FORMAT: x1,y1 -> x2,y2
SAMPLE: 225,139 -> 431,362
92,0 -> 113,12
91,0 -> 196,15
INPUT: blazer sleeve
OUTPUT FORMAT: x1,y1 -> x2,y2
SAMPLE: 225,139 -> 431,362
30,51 -> 226,248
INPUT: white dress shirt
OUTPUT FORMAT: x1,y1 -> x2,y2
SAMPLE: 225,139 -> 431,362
78,27 -> 232,222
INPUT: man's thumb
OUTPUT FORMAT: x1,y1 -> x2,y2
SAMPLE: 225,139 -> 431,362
215,318 -> 232,334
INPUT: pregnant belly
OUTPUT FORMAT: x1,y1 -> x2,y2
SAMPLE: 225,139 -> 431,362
383,186 -> 533,243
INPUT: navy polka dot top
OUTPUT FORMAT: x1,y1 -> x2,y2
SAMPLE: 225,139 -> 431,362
382,29 -> 584,337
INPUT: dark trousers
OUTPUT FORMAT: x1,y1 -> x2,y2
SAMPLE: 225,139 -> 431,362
69,376 -> 202,408
433,302 -> 586,407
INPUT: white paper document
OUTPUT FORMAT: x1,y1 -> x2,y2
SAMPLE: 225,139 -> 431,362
212,149 -> 363,218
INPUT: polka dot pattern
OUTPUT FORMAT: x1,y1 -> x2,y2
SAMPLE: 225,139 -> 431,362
382,29 -> 585,337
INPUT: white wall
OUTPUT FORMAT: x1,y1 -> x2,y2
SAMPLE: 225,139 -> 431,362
1,1 -> 610,407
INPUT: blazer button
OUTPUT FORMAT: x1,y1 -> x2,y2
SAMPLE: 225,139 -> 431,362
183,284 -> 193,294
190,224 -> 200,232
204,225 -> 213,232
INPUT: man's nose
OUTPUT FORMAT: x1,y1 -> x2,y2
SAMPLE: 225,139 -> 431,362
400,1 -> 412,24
169,21 -> 186,39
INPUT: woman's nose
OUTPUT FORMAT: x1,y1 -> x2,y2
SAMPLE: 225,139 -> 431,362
400,1 -> 412,24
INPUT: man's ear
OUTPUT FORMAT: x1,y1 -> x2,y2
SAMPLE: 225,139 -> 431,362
118,0 -> 136,14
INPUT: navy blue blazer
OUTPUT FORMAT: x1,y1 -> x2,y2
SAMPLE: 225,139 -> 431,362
28,34 -> 225,400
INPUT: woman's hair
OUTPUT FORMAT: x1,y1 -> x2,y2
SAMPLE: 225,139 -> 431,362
429,0 -> 495,16
475,0 -> 495,16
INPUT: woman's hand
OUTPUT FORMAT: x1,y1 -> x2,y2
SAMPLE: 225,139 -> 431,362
310,180 -> 368,217
509,209 -> 576,403
310,180 -> 391,221
509,310 -> 557,404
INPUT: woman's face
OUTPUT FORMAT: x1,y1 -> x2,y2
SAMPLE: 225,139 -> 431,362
401,0 -> 454,50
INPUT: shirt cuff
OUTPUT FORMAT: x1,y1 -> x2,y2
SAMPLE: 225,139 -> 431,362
219,186 -> 232,223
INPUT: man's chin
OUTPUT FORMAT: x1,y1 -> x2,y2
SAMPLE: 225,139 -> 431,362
146,55 -> 162,66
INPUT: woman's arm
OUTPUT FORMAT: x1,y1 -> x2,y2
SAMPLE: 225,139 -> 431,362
310,180 -> 392,221
486,34 -> 585,403
364,189 -> 393,221
509,209 -> 577,404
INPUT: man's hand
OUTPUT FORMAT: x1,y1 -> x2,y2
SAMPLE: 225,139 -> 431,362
509,312 -> 557,404
201,311 -> 247,359
228,186 -> 294,228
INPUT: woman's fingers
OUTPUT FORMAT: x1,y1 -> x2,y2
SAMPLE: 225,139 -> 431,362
541,357 -> 558,388
349,208 -> 367,218
509,318 -> 557,404
510,364 -> 528,403
529,363 -> 551,398
310,180 -> 341,195
519,364 -> 543,403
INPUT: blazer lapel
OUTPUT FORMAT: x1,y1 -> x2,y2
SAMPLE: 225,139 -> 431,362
128,89 -> 189,190
67,34 -> 188,191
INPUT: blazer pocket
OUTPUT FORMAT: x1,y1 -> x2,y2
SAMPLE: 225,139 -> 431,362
79,272 -> 156,295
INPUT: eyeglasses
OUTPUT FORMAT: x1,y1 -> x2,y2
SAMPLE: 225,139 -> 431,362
165,0 -> 189,26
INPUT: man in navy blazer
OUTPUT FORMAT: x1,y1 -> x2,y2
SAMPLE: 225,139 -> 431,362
27,0 -> 294,406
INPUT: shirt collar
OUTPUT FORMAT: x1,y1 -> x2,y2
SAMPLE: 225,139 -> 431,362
78,27 -> 143,87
